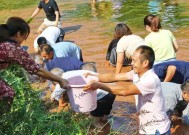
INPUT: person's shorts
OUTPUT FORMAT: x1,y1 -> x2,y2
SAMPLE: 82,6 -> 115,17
90,93 -> 116,117
43,18 -> 62,28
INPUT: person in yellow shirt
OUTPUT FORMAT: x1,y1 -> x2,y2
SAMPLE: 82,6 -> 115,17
144,14 -> 179,65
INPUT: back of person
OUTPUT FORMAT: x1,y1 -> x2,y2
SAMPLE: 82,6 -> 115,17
52,42 -> 81,60
45,57 -> 83,72
144,14 -> 178,64
153,60 -> 189,84
34,26 -> 60,50
116,35 -> 145,59
145,29 -> 176,61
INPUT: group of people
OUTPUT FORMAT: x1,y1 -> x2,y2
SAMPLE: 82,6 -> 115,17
0,0 -> 189,134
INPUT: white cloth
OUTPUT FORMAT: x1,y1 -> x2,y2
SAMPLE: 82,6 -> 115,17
126,69 -> 170,134
116,35 -> 145,59
62,70 -> 109,100
34,26 -> 60,49
51,84 -> 66,101
43,18 -> 62,28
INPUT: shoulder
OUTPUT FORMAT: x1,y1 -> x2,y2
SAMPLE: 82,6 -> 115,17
140,70 -> 159,85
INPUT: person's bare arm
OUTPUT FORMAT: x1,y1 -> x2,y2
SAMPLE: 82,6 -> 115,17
116,52 -> 124,73
35,67 -> 69,89
31,7 -> 41,19
54,11 -> 59,26
173,39 -> 179,52
164,65 -> 176,82
84,81 -> 141,96
98,72 -> 130,82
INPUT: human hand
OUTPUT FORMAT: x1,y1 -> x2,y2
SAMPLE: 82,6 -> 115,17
170,115 -> 182,122
83,81 -> 100,91
59,79 -> 70,89
26,17 -> 33,24
83,72 -> 96,78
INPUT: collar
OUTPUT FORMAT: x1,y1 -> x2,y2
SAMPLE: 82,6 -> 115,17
7,39 -> 17,44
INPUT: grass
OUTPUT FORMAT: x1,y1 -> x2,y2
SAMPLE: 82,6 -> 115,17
0,65 -> 91,135
0,0 -> 38,10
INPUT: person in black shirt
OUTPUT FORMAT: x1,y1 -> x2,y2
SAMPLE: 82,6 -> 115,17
30,0 -> 61,34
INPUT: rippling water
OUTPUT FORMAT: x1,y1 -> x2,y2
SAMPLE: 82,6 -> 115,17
62,0 -> 189,32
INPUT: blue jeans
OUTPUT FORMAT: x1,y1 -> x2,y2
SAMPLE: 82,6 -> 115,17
155,129 -> 170,135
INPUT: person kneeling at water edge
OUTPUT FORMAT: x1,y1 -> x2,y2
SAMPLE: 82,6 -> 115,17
84,46 -> 171,135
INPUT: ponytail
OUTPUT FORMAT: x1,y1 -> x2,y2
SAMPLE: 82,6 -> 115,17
151,16 -> 161,32
144,14 -> 161,32
0,24 -> 9,42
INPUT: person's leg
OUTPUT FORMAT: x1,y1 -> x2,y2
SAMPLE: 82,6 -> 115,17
109,47 -> 117,66
56,28 -> 65,43
37,22 -> 48,34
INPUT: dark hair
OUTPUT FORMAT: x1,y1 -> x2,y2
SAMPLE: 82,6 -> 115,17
114,23 -> 132,39
144,14 -> 161,32
37,37 -> 47,47
0,17 -> 30,43
136,45 -> 155,69
40,44 -> 54,54
0,24 -> 9,42
181,80 -> 189,93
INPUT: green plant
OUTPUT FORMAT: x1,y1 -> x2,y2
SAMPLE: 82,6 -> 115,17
0,65 -> 91,134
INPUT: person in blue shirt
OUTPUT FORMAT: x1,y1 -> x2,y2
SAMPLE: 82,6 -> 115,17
153,60 -> 189,84
40,42 -> 83,62
45,56 -> 83,72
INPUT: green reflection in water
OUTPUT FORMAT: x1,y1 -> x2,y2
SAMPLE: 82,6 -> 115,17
62,0 -> 189,31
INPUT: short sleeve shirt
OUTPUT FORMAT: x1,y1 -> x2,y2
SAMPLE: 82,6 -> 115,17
126,69 -> 170,134
52,42 -> 81,60
145,29 -> 176,62
116,35 -> 145,59
45,57 -> 83,72
38,0 -> 60,21
153,60 -> 189,84
34,26 -> 60,49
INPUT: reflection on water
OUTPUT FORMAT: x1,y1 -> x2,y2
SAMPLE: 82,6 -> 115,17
62,0 -> 189,31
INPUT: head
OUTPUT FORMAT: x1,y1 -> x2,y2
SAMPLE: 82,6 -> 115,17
144,14 -> 161,32
34,54 -> 44,67
40,44 -> 54,60
37,37 -> 47,48
181,81 -> 189,102
114,23 -> 132,39
0,17 -> 30,45
81,62 -> 97,72
131,45 -> 155,75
